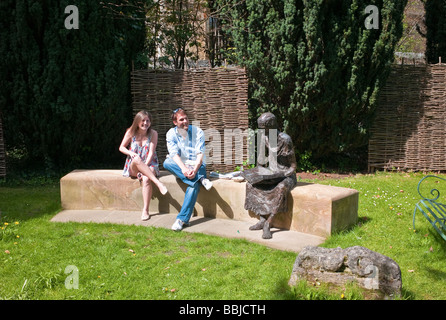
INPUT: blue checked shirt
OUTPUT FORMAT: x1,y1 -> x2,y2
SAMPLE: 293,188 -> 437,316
166,125 -> 206,164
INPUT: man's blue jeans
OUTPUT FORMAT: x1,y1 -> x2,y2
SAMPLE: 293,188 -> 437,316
163,157 -> 206,224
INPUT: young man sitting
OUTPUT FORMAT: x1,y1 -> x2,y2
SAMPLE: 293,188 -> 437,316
163,108 -> 213,231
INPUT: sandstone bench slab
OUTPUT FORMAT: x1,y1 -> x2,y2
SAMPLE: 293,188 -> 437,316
60,169 -> 359,238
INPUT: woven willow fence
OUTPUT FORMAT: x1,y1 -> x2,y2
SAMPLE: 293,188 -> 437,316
131,68 -> 249,173
368,64 -> 446,172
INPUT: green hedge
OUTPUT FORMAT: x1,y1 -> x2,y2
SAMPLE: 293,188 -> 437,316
214,0 -> 407,167
0,0 -> 146,172
425,0 -> 446,64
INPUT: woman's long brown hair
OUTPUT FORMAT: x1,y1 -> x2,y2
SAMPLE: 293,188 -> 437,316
128,110 -> 153,137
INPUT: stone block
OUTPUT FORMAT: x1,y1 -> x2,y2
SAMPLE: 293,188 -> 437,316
60,169 -> 359,237
288,246 -> 402,298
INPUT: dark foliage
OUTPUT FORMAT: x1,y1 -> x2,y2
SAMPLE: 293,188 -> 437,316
0,0 -> 146,173
213,0 -> 407,168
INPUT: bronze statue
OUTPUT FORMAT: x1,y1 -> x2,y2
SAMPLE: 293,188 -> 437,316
242,112 -> 297,239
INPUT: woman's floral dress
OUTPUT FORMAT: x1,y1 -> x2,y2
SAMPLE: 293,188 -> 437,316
123,135 -> 160,178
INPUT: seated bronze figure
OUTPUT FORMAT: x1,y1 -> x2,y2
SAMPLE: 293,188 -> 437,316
242,112 -> 297,239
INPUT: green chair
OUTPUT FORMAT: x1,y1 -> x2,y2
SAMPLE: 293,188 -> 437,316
413,175 -> 446,241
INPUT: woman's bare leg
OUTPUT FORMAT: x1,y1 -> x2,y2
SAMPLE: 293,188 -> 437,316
130,156 -> 167,195
141,174 -> 153,220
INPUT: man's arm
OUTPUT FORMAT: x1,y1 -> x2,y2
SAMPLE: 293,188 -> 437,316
171,153 -> 194,177
192,153 -> 204,177
192,127 -> 205,175
166,128 -> 193,178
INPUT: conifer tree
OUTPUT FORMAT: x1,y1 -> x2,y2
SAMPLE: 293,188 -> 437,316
0,0 -> 146,171
214,0 -> 407,166
424,0 -> 446,63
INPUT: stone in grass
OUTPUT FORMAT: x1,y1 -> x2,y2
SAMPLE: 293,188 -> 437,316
288,246 -> 402,299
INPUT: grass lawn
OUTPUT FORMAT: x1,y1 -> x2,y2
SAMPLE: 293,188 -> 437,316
1,171 -> 446,300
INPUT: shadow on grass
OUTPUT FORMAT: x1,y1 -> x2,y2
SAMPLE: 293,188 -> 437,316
326,215 -> 373,239
428,226 -> 446,250
400,288 -> 416,300
0,183 -> 61,223
272,278 -> 298,300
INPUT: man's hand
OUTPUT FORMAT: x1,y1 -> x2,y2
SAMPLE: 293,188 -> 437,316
174,153 -> 201,180
187,170 -> 196,180
183,168 -> 196,180
181,167 -> 195,180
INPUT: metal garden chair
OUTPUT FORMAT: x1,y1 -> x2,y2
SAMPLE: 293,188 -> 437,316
413,175 -> 446,241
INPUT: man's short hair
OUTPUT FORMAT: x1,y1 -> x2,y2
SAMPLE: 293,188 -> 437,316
171,107 -> 187,122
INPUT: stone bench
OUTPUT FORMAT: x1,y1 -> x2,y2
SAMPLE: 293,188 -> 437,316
60,169 -> 359,238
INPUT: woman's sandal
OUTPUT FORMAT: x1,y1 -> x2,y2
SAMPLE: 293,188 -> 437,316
141,212 -> 150,221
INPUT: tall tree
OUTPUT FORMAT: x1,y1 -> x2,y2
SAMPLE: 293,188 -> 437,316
424,0 -> 446,63
0,0 -> 146,172
145,0 -> 208,69
213,0 -> 407,166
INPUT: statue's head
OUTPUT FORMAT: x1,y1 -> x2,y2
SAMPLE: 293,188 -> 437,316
257,112 -> 277,129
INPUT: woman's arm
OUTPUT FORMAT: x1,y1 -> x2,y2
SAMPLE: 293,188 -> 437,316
119,129 -> 135,157
145,130 -> 158,165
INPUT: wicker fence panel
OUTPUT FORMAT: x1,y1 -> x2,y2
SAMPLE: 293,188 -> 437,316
131,68 -> 249,173
368,64 -> 446,171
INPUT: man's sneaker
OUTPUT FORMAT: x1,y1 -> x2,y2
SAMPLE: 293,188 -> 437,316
171,219 -> 184,231
201,178 -> 213,191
